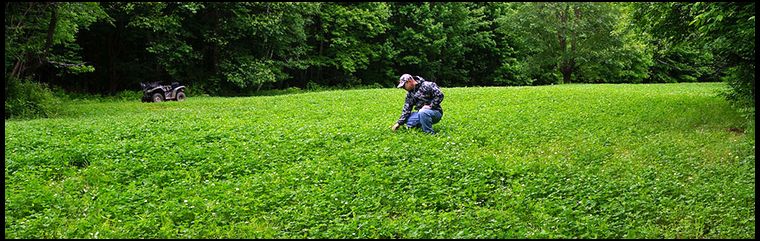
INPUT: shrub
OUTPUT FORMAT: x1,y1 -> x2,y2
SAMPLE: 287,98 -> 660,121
306,81 -> 324,91
720,65 -> 755,109
4,77 -> 62,119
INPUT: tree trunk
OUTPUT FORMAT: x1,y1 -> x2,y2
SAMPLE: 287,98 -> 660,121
568,5 -> 580,84
212,7 -> 220,73
561,64 -> 573,84
43,3 -> 58,55
316,13 -> 324,84
553,3 -> 580,84
21,2 -> 58,81
108,24 -> 118,94
11,59 -> 25,79
318,41 -> 324,84
556,4 -> 567,84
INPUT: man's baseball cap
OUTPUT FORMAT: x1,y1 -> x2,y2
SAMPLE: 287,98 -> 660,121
397,74 -> 413,88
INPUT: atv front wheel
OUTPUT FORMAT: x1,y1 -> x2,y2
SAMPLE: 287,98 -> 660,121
176,91 -> 186,101
152,93 -> 164,102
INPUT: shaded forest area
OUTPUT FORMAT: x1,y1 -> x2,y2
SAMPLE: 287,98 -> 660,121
5,2 -> 755,118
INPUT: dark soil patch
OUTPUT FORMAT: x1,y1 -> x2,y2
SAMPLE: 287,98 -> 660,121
727,127 -> 744,134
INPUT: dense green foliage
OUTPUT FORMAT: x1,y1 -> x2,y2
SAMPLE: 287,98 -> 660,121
499,3 -> 650,84
5,2 -> 108,119
5,3 -> 754,104
4,77 -> 61,119
631,2 -> 755,109
4,83 -> 754,238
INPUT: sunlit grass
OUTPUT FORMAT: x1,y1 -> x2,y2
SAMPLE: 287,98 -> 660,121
4,82 -> 754,238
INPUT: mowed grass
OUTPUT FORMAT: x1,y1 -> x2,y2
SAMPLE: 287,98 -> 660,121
4,82 -> 755,238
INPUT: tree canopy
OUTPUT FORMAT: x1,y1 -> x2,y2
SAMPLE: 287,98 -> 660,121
5,2 -> 755,118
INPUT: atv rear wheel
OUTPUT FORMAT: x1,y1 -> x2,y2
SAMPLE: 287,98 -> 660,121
176,91 -> 186,101
152,93 -> 164,102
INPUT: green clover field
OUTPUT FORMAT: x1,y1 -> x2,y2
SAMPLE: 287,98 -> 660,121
4,82 -> 755,238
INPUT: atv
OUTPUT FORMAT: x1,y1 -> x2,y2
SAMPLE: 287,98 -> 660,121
141,81 -> 187,102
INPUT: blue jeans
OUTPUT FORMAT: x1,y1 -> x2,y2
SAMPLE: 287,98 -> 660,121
406,109 -> 443,134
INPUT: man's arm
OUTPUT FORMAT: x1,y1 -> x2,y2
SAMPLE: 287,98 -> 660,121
396,93 -> 414,125
429,82 -> 444,110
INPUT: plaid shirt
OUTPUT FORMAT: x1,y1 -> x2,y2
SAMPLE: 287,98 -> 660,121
397,76 -> 444,125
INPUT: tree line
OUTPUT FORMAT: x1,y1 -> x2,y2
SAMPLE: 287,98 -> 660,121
5,2 -> 754,118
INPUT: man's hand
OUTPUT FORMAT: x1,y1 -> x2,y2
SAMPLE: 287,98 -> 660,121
421,105 -> 431,110
391,123 -> 400,131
